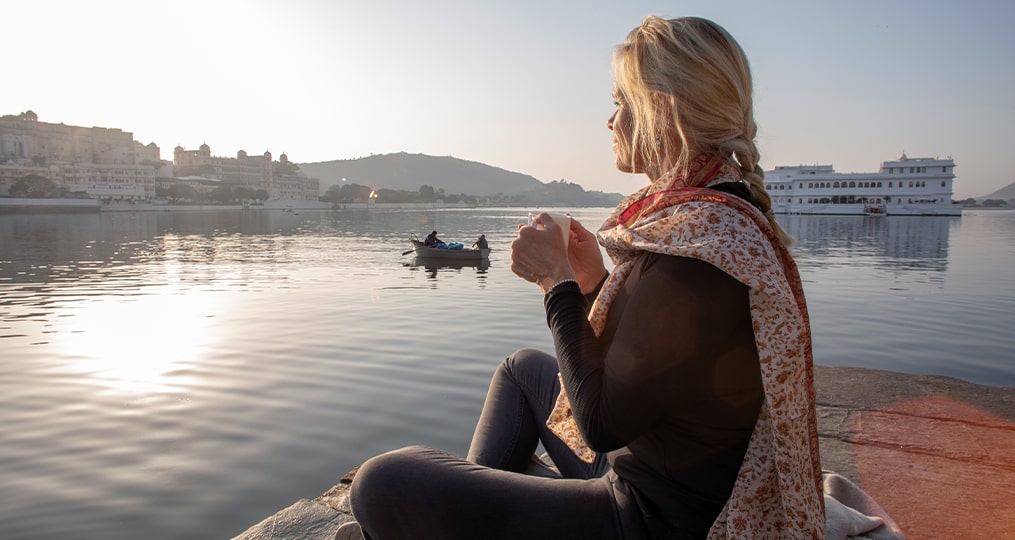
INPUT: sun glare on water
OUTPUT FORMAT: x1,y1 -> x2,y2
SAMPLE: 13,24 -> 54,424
63,287 -> 216,395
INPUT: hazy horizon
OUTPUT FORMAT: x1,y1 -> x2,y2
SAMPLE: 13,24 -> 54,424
7,0 -> 1013,199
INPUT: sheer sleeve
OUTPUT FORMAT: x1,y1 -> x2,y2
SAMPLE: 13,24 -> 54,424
544,253 -> 756,452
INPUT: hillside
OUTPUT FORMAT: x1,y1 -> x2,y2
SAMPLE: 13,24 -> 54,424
977,181 -> 1015,202
298,152 -> 624,207
298,152 -> 544,197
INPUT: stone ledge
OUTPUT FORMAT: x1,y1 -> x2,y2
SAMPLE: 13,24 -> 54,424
234,366 -> 1015,540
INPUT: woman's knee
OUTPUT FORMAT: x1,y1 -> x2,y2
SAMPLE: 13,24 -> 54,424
502,348 -> 557,380
349,445 -> 469,534
351,445 -> 429,515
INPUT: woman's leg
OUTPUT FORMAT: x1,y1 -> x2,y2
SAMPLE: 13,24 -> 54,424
350,445 -> 628,540
466,348 -> 608,479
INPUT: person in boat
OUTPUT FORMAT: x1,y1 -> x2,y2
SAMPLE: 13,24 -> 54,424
337,16 -> 823,540
423,230 -> 444,247
472,234 -> 488,250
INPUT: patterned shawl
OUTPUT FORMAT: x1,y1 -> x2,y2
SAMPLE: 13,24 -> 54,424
545,154 -> 825,538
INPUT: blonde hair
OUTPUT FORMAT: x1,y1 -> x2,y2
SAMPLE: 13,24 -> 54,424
613,16 -> 792,246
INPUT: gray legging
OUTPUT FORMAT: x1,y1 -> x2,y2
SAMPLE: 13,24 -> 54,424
347,348 -> 658,540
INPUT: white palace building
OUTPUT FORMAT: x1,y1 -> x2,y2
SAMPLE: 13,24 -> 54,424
765,154 -> 961,216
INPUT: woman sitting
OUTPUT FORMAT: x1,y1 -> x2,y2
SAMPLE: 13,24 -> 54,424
337,15 -> 824,540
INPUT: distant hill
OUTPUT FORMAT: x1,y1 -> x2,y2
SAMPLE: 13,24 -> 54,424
298,152 -> 624,206
976,181 -> 1015,202
299,152 -> 544,196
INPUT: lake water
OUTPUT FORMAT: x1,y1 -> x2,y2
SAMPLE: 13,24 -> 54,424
1,207 -> 1013,539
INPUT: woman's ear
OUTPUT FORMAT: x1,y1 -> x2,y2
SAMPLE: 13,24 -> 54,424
651,91 -> 674,120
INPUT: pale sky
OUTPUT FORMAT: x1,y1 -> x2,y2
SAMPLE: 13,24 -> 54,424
6,0 -> 1013,198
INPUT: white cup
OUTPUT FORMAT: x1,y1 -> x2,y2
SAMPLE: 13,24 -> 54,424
528,212 -> 571,251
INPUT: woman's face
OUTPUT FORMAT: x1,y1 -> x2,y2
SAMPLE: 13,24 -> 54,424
608,90 -> 639,174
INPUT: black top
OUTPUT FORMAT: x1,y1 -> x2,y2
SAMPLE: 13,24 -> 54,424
707,181 -> 761,211
544,253 -> 763,539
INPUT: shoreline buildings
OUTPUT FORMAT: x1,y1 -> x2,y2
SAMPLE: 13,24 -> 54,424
0,111 -> 319,203
765,154 -> 961,216
172,144 -> 318,201
0,111 -> 161,201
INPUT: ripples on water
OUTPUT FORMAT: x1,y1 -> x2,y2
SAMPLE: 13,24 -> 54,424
1,208 -> 1013,539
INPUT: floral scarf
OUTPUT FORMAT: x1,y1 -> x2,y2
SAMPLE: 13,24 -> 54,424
545,154 -> 825,538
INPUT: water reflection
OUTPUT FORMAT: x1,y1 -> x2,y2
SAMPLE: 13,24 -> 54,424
779,214 -> 955,273
0,211 -> 320,284
404,256 -> 491,280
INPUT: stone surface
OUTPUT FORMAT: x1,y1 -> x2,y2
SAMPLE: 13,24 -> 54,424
231,499 -> 349,540
814,366 -> 1015,540
234,366 -> 1015,540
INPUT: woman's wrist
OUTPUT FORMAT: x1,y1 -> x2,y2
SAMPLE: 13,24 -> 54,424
580,268 -> 609,295
539,274 -> 577,295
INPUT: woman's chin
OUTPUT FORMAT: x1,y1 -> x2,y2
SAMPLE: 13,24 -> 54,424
614,159 -> 639,174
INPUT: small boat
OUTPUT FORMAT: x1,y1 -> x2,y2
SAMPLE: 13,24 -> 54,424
864,203 -> 887,216
405,234 -> 490,261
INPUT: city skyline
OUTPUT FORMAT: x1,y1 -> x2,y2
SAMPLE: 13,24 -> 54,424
7,0 -> 1013,199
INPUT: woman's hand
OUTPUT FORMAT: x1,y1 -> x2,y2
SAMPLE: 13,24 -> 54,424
510,213 -> 575,294
567,217 -> 608,294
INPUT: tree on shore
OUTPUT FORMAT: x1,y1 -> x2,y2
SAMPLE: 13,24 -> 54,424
322,183 -> 374,203
317,179 -> 614,206
9,175 -> 66,198
166,183 -> 201,203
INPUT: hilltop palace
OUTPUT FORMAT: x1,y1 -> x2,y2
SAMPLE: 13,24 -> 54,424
764,154 -> 960,216
0,111 -> 319,203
